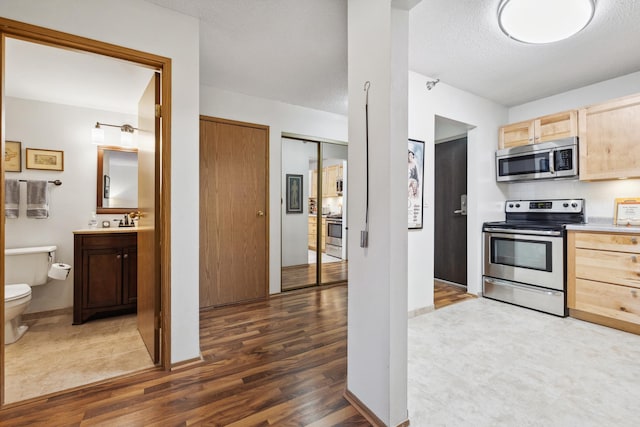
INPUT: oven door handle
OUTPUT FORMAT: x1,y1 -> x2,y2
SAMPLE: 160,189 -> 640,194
485,277 -> 563,296
483,227 -> 562,236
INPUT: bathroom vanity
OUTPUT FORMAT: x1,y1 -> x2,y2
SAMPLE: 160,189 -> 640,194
72,229 -> 137,324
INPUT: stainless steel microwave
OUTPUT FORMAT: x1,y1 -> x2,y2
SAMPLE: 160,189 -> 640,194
496,137 -> 578,183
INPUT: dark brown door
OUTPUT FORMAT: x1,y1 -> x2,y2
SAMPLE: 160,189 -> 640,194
199,117 -> 269,308
137,73 -> 160,363
434,137 -> 467,286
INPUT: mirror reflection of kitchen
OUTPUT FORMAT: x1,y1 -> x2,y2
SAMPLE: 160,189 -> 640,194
281,137 -> 348,291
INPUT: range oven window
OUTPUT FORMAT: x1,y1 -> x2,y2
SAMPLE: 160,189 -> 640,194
498,152 -> 550,176
327,222 -> 342,239
490,237 -> 552,272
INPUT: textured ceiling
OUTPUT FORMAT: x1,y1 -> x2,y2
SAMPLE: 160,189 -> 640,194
6,1 -> 640,116
409,0 -> 640,107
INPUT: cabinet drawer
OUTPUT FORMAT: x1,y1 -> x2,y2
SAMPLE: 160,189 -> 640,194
81,233 -> 137,249
574,232 -> 640,253
575,278 -> 640,324
575,248 -> 640,288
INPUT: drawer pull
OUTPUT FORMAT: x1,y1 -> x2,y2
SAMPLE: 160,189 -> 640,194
632,255 -> 638,263
124,254 -> 129,259
632,237 -> 638,244
116,254 -> 121,259
631,290 -> 638,298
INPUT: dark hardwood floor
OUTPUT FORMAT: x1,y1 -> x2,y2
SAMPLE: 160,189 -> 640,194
0,285 -> 369,426
281,261 -> 348,291
0,280 -> 474,425
434,279 -> 476,309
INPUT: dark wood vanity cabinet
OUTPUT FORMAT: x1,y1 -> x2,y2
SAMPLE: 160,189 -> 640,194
73,232 -> 137,324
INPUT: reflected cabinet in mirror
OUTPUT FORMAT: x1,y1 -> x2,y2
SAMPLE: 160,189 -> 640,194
97,146 -> 138,214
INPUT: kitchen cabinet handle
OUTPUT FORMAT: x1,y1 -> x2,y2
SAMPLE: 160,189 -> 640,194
124,253 -> 129,259
632,290 -> 638,298
632,255 -> 638,263
631,237 -> 638,244
116,254 -> 121,259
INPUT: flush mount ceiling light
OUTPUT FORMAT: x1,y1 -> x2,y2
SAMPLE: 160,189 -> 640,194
498,0 -> 596,44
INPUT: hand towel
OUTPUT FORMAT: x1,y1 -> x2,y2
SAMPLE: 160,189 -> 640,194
5,179 -> 20,218
27,180 -> 49,219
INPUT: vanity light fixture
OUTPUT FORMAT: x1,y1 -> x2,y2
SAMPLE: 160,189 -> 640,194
91,122 -> 138,147
498,0 -> 596,44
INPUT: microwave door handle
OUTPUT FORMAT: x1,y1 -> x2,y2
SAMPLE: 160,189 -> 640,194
548,150 -> 555,174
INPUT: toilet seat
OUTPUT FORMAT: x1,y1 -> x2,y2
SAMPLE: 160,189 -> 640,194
5,284 -> 31,302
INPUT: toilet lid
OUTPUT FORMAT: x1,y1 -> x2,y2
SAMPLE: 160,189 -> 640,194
5,284 -> 31,302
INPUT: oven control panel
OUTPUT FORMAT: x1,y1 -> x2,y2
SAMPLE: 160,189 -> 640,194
505,199 -> 584,214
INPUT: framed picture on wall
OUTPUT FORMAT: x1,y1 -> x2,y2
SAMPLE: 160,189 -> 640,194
4,140 -> 22,172
26,148 -> 64,171
408,139 -> 425,229
286,174 -> 303,213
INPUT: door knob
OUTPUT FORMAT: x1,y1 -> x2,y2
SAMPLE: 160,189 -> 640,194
257,210 -> 265,217
454,210 -> 463,214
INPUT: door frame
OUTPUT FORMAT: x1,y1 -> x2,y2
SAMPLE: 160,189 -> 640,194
0,17 -> 172,404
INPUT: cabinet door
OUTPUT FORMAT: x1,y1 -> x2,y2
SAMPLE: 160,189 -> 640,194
498,120 -> 534,149
324,166 -> 338,197
534,110 -> 577,143
83,247 -> 122,309
579,93 -> 640,180
124,246 -> 138,304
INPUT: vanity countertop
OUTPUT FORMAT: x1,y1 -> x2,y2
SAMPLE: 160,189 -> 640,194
73,227 -> 138,235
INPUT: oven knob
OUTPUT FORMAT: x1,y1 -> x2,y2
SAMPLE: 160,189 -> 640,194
508,203 -> 514,208
563,203 -> 569,208
571,202 -> 578,208
515,203 -> 520,208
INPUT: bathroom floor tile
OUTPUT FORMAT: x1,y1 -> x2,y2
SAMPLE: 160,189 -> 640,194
4,313 -> 154,403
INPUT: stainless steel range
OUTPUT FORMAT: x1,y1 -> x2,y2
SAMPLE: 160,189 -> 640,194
482,199 -> 585,317
325,215 -> 343,259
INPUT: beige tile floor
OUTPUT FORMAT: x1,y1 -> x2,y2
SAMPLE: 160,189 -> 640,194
409,297 -> 640,426
4,312 -> 154,403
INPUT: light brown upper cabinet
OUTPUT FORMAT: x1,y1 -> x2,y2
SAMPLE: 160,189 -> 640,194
578,93 -> 640,180
499,110 -> 578,149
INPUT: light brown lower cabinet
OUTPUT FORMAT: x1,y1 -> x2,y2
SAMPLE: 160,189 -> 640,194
567,230 -> 640,334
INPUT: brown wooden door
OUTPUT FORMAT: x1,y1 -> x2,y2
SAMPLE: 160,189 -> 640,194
137,73 -> 160,363
200,117 -> 269,308
434,137 -> 467,286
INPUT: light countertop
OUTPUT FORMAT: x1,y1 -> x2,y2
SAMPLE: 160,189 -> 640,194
73,227 -> 138,235
566,223 -> 640,234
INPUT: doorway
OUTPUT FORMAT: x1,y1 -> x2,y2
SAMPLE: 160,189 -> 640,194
433,116 -> 473,294
0,19 -> 170,405
280,135 -> 348,291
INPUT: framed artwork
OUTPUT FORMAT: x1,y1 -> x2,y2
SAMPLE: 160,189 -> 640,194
103,175 -> 111,198
4,140 -> 22,172
26,148 -> 64,171
408,139 -> 425,229
614,197 -> 640,226
286,174 -> 303,213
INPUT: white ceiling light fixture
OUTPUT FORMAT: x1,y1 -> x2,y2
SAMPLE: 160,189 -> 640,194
498,0 -> 596,44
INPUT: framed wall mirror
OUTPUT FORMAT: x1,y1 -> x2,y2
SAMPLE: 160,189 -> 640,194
97,146 -> 138,214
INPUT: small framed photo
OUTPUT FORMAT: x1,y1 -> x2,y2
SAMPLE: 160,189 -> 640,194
286,174 -> 303,214
4,141 -> 22,172
26,148 -> 64,171
614,197 -> 640,226
103,175 -> 111,198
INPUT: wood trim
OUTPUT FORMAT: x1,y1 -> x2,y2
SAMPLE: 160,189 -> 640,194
169,356 -> 204,371
0,17 -> 173,406
96,146 -> 139,214
566,231 -> 577,309
199,114 -> 269,131
344,388 -> 410,427
569,309 -> 640,335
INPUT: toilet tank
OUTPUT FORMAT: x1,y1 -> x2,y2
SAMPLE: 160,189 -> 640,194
4,245 -> 57,286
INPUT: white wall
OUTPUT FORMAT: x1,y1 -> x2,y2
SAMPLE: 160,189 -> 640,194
199,86 -> 348,294
506,71 -> 640,218
5,97 -> 135,313
281,138 -> 315,267
1,0 -> 201,363
408,72 -> 508,312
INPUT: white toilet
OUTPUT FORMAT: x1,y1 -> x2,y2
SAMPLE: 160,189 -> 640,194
4,246 -> 58,344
